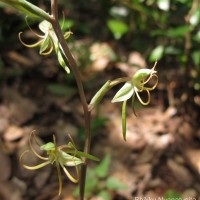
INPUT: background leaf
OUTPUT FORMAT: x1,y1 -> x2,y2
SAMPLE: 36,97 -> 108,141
105,176 -> 127,190
149,45 -> 164,62
164,189 -> 182,199
97,191 -> 111,200
95,154 -> 111,178
47,83 -> 76,96
107,19 -> 128,39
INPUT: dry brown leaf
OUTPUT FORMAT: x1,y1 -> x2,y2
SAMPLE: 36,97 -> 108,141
0,180 -> 22,200
185,148 -> 200,174
3,87 -> 38,125
167,159 -> 194,187
0,151 -> 11,182
3,126 -> 25,153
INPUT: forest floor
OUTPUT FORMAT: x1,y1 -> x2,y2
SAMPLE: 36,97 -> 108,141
0,36 -> 200,200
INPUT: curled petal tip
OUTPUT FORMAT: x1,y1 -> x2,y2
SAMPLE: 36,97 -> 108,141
18,32 -> 42,48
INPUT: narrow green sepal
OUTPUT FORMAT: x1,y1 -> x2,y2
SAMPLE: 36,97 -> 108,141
67,142 -> 100,161
122,100 -> 127,141
56,46 -> 70,74
39,36 -> 50,54
76,151 -> 100,162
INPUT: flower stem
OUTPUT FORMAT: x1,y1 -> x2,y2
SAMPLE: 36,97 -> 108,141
50,1 -> 91,199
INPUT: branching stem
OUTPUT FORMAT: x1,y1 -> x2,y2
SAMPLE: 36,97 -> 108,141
50,0 -> 91,199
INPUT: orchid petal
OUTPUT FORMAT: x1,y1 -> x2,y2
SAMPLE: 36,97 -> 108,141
20,150 -> 51,170
143,61 -> 157,84
60,162 -> 79,183
30,132 -> 49,160
135,89 -> 151,105
21,161 -> 51,170
55,160 -> 63,196
143,74 -> 158,91
25,17 -> 44,38
19,32 -> 43,48
131,93 -> 137,116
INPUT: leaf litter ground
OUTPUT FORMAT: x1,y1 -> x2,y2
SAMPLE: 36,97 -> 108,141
0,41 -> 200,200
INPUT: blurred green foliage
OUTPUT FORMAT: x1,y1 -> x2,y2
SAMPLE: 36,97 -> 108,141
73,154 -> 127,199
0,0 -> 199,91
64,0 -> 200,94
164,189 -> 182,199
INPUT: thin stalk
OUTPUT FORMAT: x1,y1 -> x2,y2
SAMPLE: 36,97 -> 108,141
50,0 -> 91,199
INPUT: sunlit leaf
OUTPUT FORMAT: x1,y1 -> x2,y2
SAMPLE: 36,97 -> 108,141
190,9 -> 200,26
149,45 -> 164,62
107,19 -> 129,39
157,0 -> 170,11
110,6 -> 129,18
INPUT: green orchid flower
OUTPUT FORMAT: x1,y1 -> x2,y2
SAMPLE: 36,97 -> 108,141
112,62 -> 158,140
19,19 -> 72,73
20,132 -> 99,195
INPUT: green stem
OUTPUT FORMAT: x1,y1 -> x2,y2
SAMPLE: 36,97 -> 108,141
50,1 -> 91,199
0,0 -> 51,20
89,77 -> 131,111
